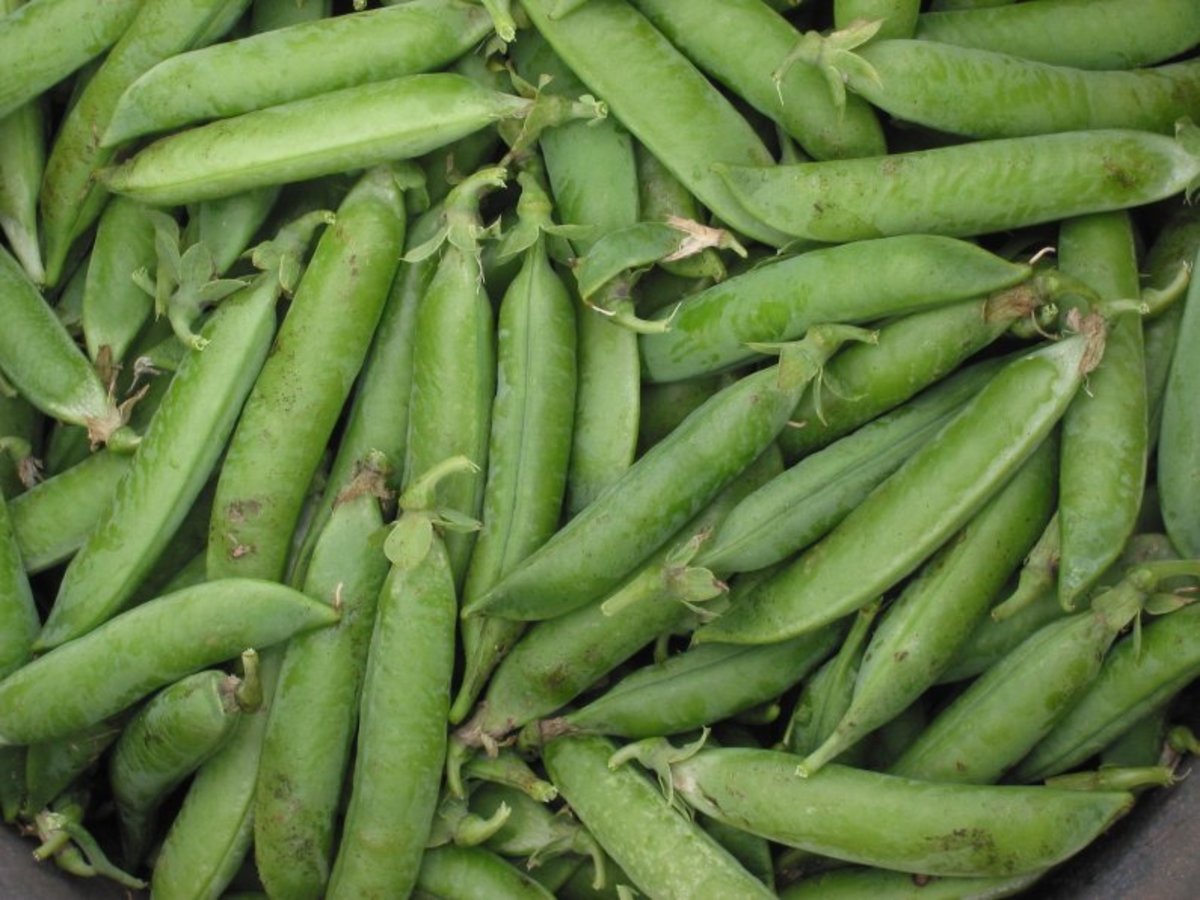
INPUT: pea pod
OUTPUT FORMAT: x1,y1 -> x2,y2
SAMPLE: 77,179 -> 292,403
1159,245 -> 1200,556
110,658 -> 259,865
81,196 -> 158,363
635,144 -> 728,281
0,392 -> 38,500
629,0 -> 886,161
102,74 -> 531,207
0,0 -> 143,119
0,3 -> 45,286
638,234 -> 1030,383
253,456 -> 392,900
835,0 -> 920,39
0,246 -> 129,447
889,566 -> 1161,785
416,845 -> 556,900
696,323 -> 1104,646
451,168 -> 577,723
543,735 -> 774,899
915,0 -> 1200,71
104,0 -> 494,145
39,0 -> 252,286
779,867 -> 1041,899
0,579 -> 336,746
617,743 -> 1132,878
1057,211 -> 1147,610
22,719 -> 125,818
471,782 -> 605,881
467,324 -> 875,622
325,461 -> 468,900
0,490 -> 36,705
717,127 -> 1200,245
799,435 -> 1057,775
518,0 -> 788,246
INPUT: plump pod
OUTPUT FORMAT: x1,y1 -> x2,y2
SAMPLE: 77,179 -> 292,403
416,845 -> 556,899
0,579 -> 336,746
718,128 -> 1200,244
628,745 -> 1132,877
778,867 -> 1041,899
81,196 -> 157,363
0,4 -> 45,286
1158,245 -> 1200,556
102,74 -> 530,206
639,235 -> 1029,382
0,492 -> 36,680
543,735 -> 774,899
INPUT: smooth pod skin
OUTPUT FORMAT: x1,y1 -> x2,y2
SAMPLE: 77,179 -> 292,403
836,0 -> 920,39
81,196 -> 157,362
325,535 -> 457,899
777,292 -> 1032,460
718,129 -> 1200,244
1057,212 -> 1147,609
639,235 -> 1029,382
0,1 -> 46,285
104,0 -> 493,144
1013,603 -> 1200,782
840,43 -> 1200,140
185,185 -> 281,276
939,584 -> 1066,684
102,74 -> 530,206
701,360 -> 997,575
0,246 -> 124,442
23,717 -> 125,815
0,492 -> 37,679
915,0 -> 1200,71
646,747 -> 1131,877
518,0 -> 787,246
553,622 -> 841,739
779,867 -> 1041,899
466,354 -> 827,622
544,736 -> 774,900
0,391 -> 37,500
631,0 -> 885,161
452,173 -> 578,723
696,331 -> 1099,646
39,0 -> 249,286
208,166 -> 406,586
416,845 -> 556,900
0,579 -> 336,746
110,669 -> 245,864
511,32 -> 641,516
635,145 -> 726,281
253,464 -> 390,900
8,449 -> 132,573
1159,245 -> 1200,556
0,0 -> 143,119
800,436 -> 1057,774
39,271 -> 286,649
890,576 -> 1145,785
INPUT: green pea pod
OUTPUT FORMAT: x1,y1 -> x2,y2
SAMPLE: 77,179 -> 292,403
940,585 -> 1065,684
467,324 -> 874,622
0,0 -> 143,119
518,0 -> 788,247
701,359 -> 999,575
325,464 -> 463,900
102,74 -> 530,207
0,578 -> 335,746
1159,246 -> 1200,557
916,0 -> 1200,70
778,867 -> 1041,899
800,35 -> 1200,140
638,375 -> 728,453
1100,707 -> 1169,769
254,457 -> 392,900
402,168 -> 502,589
0,392 -> 38,500
717,128 -> 1200,245
417,845 -> 556,900
451,170 -> 577,723
22,719 -> 124,817
185,186 -> 281,276
510,31 -> 641,515
695,322 -> 1105,646
81,197 -> 157,363
251,0 -> 329,29
890,567 -> 1156,784
635,144 -> 728,281
0,246 -> 128,446
1013,602 -> 1200,782
0,492 -> 36,681
930,0 -> 1016,7
0,7 -> 45,286
39,0 -> 253,286
630,0 -> 885,161
104,0 -> 493,145
1057,211 -> 1147,610
620,743 -> 1131,878
544,735 -> 774,899
455,449 -> 781,748
472,782 -> 604,880
542,621 -> 842,740
111,661 -> 257,865
836,0 -> 920,38
799,434 -> 1057,775
639,234 -> 1030,383
38,268 -> 292,649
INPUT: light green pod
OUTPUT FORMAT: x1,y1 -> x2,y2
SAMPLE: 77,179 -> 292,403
81,196 -> 157,363
1159,245 -> 1200,557
779,867 -> 1041,899
102,74 -> 530,206
417,845 -> 556,900
0,492 -> 36,680
0,2 -> 45,285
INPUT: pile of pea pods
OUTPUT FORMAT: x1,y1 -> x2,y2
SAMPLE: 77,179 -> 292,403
3,0 -> 1200,897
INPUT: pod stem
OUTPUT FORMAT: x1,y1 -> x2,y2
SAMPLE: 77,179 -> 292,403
1141,260 -> 1192,317
607,731 -> 708,811
247,209 -> 337,294
754,323 -> 878,395
772,19 -> 884,112
462,749 -> 559,803
1045,766 -> 1176,792
233,649 -> 262,713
